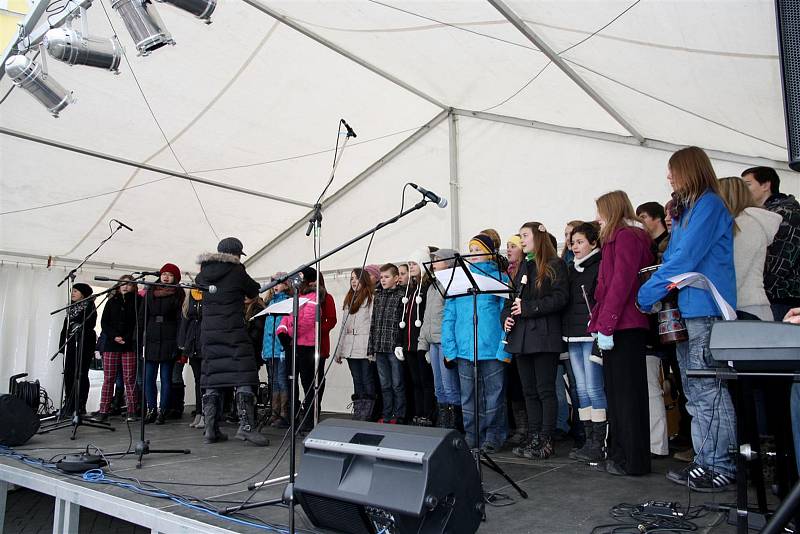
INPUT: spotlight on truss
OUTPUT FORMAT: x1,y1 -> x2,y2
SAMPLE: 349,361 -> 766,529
5,54 -> 74,117
44,28 -> 123,72
157,0 -> 216,23
111,0 -> 175,56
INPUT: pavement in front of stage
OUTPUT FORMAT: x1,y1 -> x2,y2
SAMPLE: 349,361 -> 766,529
3,411 -> 749,534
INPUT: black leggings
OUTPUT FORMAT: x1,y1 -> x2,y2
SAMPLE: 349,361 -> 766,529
406,350 -> 435,419
516,352 -> 559,436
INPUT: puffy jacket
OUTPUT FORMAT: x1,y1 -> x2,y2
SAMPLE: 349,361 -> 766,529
418,281 -> 444,351
100,291 -> 139,352
638,191 -> 737,318
276,291 -> 318,347
262,292 -> 290,360
335,300 -> 373,360
442,261 -> 508,362
733,207 -> 782,320
562,248 -> 601,339
763,193 -> 800,304
500,257 -> 568,354
140,289 -> 184,362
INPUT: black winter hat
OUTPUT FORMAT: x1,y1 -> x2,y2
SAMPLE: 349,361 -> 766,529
73,283 -> 93,298
217,237 -> 246,256
300,267 -> 317,283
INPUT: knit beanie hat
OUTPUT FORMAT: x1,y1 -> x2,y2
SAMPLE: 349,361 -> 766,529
160,263 -> 181,283
433,248 -> 457,269
507,235 -> 522,249
364,264 -> 381,283
469,234 -> 494,255
73,283 -> 93,298
301,266 -> 317,283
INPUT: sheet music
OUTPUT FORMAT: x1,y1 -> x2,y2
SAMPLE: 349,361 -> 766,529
251,297 -> 310,319
435,268 -> 511,298
667,272 -> 736,321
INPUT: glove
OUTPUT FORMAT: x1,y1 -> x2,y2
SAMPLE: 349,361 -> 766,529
443,357 -> 457,370
597,332 -> 614,351
394,347 -> 405,361
424,352 -> 430,364
367,354 -> 376,363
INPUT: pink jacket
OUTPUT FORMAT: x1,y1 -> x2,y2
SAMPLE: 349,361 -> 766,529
276,292 -> 318,347
589,226 -> 653,336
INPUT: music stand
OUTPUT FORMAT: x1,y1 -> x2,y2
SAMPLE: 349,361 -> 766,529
424,252 -> 528,513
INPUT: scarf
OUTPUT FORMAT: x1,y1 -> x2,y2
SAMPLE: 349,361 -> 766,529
153,286 -> 177,298
573,247 -> 600,272
68,298 -> 91,321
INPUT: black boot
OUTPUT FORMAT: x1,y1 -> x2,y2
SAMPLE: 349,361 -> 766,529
523,433 -> 554,460
506,401 -> 528,446
202,394 -> 228,444
570,421 -> 596,460
110,387 -> 124,416
144,408 -> 157,424
436,404 -> 449,428
512,432 -> 540,458
235,391 -> 269,446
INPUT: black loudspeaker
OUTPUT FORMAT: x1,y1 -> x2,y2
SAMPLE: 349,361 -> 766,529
776,0 -> 800,171
294,419 -> 482,534
0,394 -> 40,446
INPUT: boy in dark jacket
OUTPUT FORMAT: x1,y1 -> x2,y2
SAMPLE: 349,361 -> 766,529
368,264 -> 406,423
196,237 -> 268,446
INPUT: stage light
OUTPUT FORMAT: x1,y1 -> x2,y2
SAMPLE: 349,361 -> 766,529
43,28 -> 123,73
4,55 -> 74,117
111,0 -> 174,56
157,0 -> 216,23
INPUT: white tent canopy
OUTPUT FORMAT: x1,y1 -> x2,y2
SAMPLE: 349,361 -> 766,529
1,0 -> 797,278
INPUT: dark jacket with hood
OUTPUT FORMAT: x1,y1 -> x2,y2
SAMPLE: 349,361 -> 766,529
763,192 -> 800,304
100,291 -> 140,352
196,252 -> 260,388
562,248 -> 601,339
177,292 -> 203,359
140,288 -> 184,362
500,257 -> 569,355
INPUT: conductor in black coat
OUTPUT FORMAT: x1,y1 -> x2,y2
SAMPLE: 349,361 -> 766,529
196,237 -> 268,447
59,283 -> 97,415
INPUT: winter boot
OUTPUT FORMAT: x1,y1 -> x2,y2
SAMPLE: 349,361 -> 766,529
202,394 -> 228,444
512,432 -> 540,458
110,386 -> 124,416
524,433 -> 554,460
189,414 -> 202,428
436,404 -> 449,428
271,392 -> 289,429
506,401 -> 528,446
235,391 -> 269,447
570,421 -> 601,461
267,391 -> 281,425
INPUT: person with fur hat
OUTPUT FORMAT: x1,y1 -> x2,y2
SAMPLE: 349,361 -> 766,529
59,282 -> 97,416
139,263 -> 185,425
196,237 -> 268,446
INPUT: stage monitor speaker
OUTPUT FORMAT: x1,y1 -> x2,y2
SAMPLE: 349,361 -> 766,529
0,394 -> 40,446
776,0 -> 800,171
294,419 -> 482,534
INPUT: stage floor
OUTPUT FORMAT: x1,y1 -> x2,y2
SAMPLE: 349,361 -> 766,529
2,410 -> 749,533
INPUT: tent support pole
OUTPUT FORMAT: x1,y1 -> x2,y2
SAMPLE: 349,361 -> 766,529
486,0 -> 646,144
448,110 -> 461,249
0,127 -> 314,208
244,109 -> 450,266
240,0 -> 447,111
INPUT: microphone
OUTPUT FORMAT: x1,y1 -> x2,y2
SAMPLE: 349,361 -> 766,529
341,119 -> 357,139
207,285 -> 217,294
409,183 -> 448,208
112,219 -> 133,232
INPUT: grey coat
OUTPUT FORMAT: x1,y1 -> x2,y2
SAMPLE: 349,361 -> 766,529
418,281 -> 444,351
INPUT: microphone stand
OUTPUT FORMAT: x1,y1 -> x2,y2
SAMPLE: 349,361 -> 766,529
305,120 -> 354,427
94,276 -> 210,468
233,195 -> 436,532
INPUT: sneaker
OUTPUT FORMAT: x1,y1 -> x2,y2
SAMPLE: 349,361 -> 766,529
666,462 -> 703,485
689,469 -> 735,493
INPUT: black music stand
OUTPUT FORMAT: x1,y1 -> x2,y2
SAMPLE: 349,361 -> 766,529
425,252 -> 528,514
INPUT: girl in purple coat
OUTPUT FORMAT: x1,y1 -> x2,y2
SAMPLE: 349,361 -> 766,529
589,190 -> 654,476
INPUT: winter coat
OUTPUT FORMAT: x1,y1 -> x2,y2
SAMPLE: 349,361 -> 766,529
177,295 -> 203,359
397,280 -> 427,352
320,293 -> 337,358
140,290 -> 184,362
100,291 -> 139,352
638,191 -> 736,318
443,261 -> 509,362
196,252 -> 260,388
262,292 -> 290,360
335,300 -> 373,360
276,291 -> 319,347
652,231 -> 670,264
590,226 -> 653,335
500,257 -> 568,355
60,300 -> 97,362
418,281 -> 444,351
763,193 -> 800,304
562,248 -> 601,340
246,300 -> 266,366
733,207 -> 782,320
368,285 -> 405,354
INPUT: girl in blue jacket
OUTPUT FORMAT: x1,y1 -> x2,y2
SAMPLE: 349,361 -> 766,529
638,147 -> 737,492
441,234 -> 509,452
261,274 -> 291,428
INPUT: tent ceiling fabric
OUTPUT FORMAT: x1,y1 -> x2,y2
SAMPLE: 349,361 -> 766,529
0,0 -> 796,274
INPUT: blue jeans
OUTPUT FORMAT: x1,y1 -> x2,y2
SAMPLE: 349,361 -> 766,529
457,359 -> 506,449
429,344 -> 461,405
677,317 -> 737,476
144,360 -> 174,411
267,358 -> 288,393
376,352 -> 405,420
347,358 -> 376,397
568,341 -> 607,414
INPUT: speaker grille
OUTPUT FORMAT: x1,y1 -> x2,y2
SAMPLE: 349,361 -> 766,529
777,0 -> 800,170
300,493 -> 373,534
